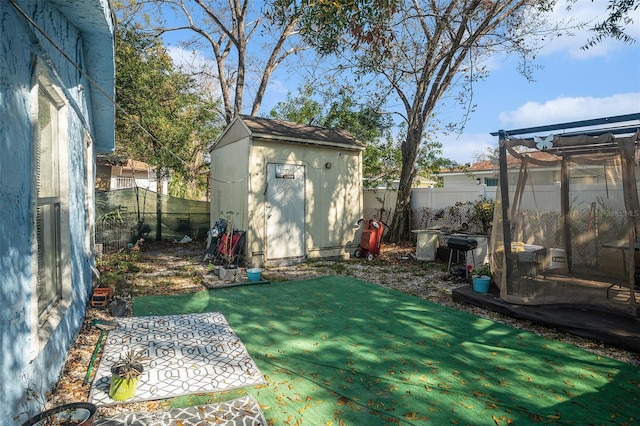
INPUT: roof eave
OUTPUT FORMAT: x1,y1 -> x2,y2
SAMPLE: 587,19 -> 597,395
252,134 -> 365,151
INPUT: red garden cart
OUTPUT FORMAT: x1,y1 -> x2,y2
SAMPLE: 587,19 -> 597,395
353,219 -> 387,261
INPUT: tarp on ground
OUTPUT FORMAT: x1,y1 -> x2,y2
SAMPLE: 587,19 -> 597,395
133,276 -> 640,425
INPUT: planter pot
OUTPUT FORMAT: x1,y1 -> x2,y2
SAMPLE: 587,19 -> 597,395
220,265 -> 239,282
21,402 -> 97,426
109,374 -> 141,401
109,364 -> 143,401
472,275 -> 491,293
110,299 -> 126,317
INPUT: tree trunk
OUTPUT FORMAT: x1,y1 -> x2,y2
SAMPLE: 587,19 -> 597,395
156,169 -> 162,241
388,125 -> 420,242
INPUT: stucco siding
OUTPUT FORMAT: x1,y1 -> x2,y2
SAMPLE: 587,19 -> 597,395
0,1 -> 113,423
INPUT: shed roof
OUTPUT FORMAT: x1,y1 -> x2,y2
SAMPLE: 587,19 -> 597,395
213,115 -> 365,151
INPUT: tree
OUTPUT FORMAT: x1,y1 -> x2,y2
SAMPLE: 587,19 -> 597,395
572,0 -> 639,48
286,0 -> 564,241
115,23 -> 221,191
268,85 -> 323,125
115,22 -> 222,238
120,0 -> 308,124
269,85 -> 407,187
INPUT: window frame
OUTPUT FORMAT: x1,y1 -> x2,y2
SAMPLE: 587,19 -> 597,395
484,177 -> 499,187
30,62 -> 73,355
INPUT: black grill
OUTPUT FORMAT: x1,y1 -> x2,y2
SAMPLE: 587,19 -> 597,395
447,237 -> 477,251
447,237 -> 478,278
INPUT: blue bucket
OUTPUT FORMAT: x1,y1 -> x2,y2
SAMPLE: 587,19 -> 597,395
472,276 -> 491,293
247,268 -> 261,282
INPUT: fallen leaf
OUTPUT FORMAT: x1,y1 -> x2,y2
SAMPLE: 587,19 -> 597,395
403,412 -> 419,420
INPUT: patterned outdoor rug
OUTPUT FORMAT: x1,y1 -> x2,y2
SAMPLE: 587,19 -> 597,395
93,395 -> 266,425
89,312 -> 265,406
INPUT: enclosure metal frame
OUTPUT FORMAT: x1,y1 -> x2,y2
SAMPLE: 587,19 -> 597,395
491,113 -> 640,316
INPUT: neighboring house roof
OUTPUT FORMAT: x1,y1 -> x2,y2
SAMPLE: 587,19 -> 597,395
213,115 -> 365,151
96,155 -> 153,172
51,0 -> 115,153
441,151 -> 561,174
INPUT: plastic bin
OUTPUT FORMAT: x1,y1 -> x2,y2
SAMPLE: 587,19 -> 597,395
413,230 -> 439,261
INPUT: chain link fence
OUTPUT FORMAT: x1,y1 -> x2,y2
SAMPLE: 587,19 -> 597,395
95,188 -> 210,253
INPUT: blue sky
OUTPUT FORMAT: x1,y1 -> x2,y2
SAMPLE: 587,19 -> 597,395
165,1 -> 639,165
434,0 -> 640,164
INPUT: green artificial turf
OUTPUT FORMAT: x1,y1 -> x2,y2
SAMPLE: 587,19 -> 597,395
132,276 -> 639,425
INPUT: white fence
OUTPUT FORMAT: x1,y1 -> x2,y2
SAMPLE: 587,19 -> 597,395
364,183 -> 627,230
363,186 -> 497,225
411,186 -> 497,209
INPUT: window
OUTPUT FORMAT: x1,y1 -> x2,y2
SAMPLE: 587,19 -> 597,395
36,80 -> 63,320
32,65 -> 72,340
484,178 -> 498,187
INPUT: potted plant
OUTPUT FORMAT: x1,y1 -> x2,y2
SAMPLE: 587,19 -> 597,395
471,263 -> 492,293
109,349 -> 148,401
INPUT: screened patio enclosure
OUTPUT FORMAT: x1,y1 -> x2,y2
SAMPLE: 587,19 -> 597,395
490,113 -> 640,316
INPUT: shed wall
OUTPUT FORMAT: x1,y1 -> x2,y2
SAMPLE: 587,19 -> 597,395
210,115 -> 364,267
246,140 -> 362,265
210,137 -> 250,230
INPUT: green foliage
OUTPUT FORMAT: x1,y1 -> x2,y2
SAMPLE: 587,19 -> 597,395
569,0 -> 639,48
270,85 -> 392,143
471,263 -> 492,278
363,134 -> 402,188
269,85 -> 457,189
471,197 -> 495,235
272,0 -> 401,54
96,251 -> 141,296
269,86 -> 323,125
271,85 -> 410,187
114,19 -> 223,200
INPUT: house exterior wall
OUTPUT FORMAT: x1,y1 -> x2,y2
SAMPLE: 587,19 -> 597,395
0,1 -> 114,423
366,162 -> 640,231
109,166 -> 163,192
96,164 -> 168,193
441,167 -> 560,187
440,163 -> 629,188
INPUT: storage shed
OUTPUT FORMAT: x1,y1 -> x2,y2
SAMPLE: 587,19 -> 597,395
209,115 -> 365,266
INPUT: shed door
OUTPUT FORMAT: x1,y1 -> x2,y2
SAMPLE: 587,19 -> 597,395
265,163 -> 305,260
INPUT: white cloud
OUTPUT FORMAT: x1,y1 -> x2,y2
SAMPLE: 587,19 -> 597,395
540,0 -> 640,59
166,46 -> 222,98
498,92 -> 640,128
438,132 -> 497,165
266,78 -> 289,96
166,46 -> 211,71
